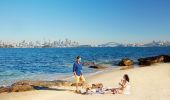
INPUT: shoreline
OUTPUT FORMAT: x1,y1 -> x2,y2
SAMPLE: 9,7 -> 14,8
0,64 -> 119,87
0,62 -> 168,87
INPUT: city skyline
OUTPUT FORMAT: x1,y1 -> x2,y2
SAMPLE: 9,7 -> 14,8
0,0 -> 170,45
0,39 -> 170,48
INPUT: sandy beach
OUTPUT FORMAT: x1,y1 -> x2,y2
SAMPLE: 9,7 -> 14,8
0,63 -> 170,100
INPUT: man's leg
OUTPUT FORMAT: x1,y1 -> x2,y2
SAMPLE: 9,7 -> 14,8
80,75 -> 86,88
75,75 -> 80,92
76,82 -> 78,92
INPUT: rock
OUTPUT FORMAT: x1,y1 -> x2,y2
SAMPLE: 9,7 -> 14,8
82,62 -> 95,66
138,58 -> 155,66
118,58 -> 134,66
10,80 -> 35,92
0,82 -> 34,93
10,85 -> 34,92
0,86 -> 10,93
53,80 -> 72,86
12,80 -> 72,87
11,80 -> 36,86
89,64 -> 108,69
0,80 -> 73,93
138,55 -> 170,66
157,55 -> 165,62
161,55 -> 170,62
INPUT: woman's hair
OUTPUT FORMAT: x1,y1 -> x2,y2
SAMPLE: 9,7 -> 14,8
124,74 -> 130,82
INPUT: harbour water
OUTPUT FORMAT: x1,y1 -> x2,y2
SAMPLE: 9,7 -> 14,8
0,47 -> 170,86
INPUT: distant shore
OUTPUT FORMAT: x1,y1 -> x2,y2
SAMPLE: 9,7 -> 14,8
0,40 -> 170,48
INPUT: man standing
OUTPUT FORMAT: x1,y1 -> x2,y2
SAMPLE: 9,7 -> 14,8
73,56 -> 85,92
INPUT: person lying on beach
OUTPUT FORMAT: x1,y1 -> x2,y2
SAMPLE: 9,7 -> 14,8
73,56 -> 86,92
111,74 -> 130,94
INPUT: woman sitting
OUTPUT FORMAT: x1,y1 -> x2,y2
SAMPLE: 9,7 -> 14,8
111,74 -> 130,94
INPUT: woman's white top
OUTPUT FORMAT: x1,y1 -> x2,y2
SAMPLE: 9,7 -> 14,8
123,82 -> 131,95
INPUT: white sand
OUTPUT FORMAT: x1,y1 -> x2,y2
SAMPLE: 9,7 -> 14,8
1,63 -> 170,100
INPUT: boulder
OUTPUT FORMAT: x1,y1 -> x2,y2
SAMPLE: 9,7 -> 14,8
0,80 -> 73,93
10,85 -> 34,92
12,80 -> 72,87
138,58 -> 155,66
118,58 -> 134,66
138,55 -> 170,66
161,55 -> 170,62
82,62 -> 95,66
0,86 -> 10,93
89,64 -> 108,69
53,80 -> 72,86
11,80 -> 36,86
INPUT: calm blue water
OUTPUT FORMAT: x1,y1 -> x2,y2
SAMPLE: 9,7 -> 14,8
0,47 -> 170,86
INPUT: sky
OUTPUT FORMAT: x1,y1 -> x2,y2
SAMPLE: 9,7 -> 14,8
0,0 -> 170,45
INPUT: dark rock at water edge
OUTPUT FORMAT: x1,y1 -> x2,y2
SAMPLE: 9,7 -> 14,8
0,86 -> 11,93
12,80 -> 72,87
0,80 -> 72,93
89,64 -> 109,69
82,62 -> 95,66
83,62 -> 111,69
118,58 -> 134,66
138,55 -> 170,66
11,85 -> 34,92
162,55 -> 170,62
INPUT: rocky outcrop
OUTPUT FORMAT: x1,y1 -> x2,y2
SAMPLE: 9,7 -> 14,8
89,64 -> 109,69
138,55 -> 170,66
0,86 -> 10,93
162,55 -> 170,62
82,62 -> 95,66
0,80 -> 72,93
118,58 -> 134,66
83,62 -> 110,69
11,80 -> 72,87
0,85 -> 33,93
10,85 -> 34,92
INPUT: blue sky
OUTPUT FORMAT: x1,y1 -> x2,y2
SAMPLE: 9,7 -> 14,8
0,0 -> 170,44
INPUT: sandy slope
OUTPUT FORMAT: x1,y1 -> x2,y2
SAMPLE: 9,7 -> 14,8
1,63 -> 170,100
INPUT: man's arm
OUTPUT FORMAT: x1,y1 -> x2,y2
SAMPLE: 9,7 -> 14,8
73,63 -> 76,76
